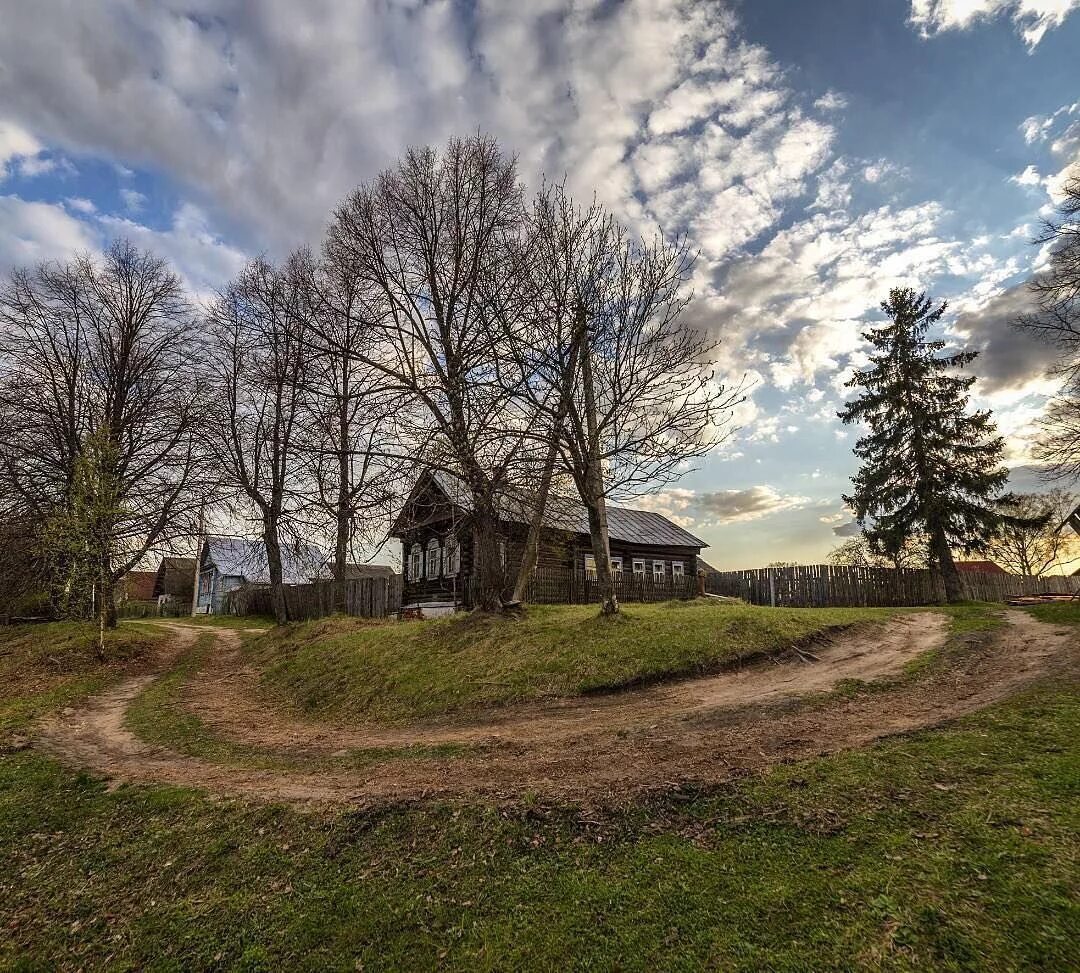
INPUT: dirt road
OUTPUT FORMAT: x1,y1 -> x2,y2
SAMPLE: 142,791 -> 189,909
35,610 -> 1077,807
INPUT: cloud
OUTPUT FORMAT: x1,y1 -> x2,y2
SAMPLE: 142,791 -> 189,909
909,0 -> 1080,48
950,282 -> 1059,396
0,194 -> 97,270
832,520 -> 862,537
0,194 -> 244,299
120,188 -> 147,212
695,485 -> 810,523
0,119 -> 45,180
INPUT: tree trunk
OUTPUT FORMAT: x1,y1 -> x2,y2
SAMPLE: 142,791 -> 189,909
931,525 -> 963,604
100,553 -> 117,631
263,516 -> 289,625
334,371 -> 351,614
512,437 -> 558,604
471,505 -> 504,613
579,323 -> 618,616
513,330 -> 583,604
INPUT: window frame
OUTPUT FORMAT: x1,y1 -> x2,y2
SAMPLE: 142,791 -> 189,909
652,559 -> 666,581
426,538 -> 441,579
671,561 -> 685,579
409,543 -> 422,581
632,558 -> 646,576
610,556 -> 623,574
583,554 -> 597,578
444,533 -> 460,577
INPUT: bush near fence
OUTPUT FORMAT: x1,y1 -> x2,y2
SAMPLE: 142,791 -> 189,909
704,564 -> 1080,608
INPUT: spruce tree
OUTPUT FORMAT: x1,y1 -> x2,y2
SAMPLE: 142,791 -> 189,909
838,288 -> 1007,603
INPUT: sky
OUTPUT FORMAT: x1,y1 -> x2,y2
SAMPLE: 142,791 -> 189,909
1,0 -> 1078,569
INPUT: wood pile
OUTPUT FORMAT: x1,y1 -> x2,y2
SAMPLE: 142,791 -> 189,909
1005,592 -> 1078,606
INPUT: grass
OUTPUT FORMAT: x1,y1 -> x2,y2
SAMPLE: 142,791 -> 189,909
123,633 -> 476,772
250,600 -> 900,724
1,680 -> 1075,970
0,620 -> 163,744
1019,600 -> 1080,627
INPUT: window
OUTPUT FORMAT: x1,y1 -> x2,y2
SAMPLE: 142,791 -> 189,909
610,556 -> 623,574
409,544 -> 422,581
652,560 -> 666,581
583,554 -> 597,578
632,558 -> 646,576
444,533 -> 460,577
671,561 -> 685,579
426,539 -> 441,579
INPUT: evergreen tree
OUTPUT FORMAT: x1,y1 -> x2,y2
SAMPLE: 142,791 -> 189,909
838,288 -> 1007,603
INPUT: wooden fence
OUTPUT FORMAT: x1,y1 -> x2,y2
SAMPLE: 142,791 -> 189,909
704,564 -> 1080,608
461,568 -> 699,606
223,576 -> 403,621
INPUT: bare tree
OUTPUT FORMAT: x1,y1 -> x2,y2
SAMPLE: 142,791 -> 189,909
828,534 -> 928,569
988,489 -> 1079,576
501,184 -> 611,603
0,240 -> 206,629
205,252 -> 310,625
302,256 -> 400,609
326,134 -> 530,612
555,226 -> 742,615
1017,166 -> 1080,476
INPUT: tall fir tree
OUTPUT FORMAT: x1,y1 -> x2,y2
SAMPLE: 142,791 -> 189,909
838,288 -> 1007,603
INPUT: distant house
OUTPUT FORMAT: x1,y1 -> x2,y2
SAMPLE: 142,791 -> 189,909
117,570 -> 156,602
955,560 -> 1009,576
153,557 -> 195,607
194,536 -> 328,614
390,469 -> 708,613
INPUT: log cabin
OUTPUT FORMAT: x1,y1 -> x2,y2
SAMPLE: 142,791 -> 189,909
391,470 -> 709,613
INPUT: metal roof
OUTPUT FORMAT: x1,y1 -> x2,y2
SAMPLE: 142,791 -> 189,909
202,535 -> 329,585
420,470 -> 707,549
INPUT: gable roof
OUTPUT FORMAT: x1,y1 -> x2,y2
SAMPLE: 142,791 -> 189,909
154,557 -> 195,597
201,535 -> 329,585
955,560 -> 1009,575
341,563 -> 398,580
395,469 -> 707,549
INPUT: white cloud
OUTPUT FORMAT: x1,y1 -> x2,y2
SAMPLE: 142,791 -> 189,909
64,196 -> 96,214
0,119 -> 45,180
0,194 -> 97,270
696,485 -> 810,524
120,188 -> 147,212
909,0 -> 1080,47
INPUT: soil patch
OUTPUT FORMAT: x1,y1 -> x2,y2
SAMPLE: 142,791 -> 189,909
34,611 -> 1077,807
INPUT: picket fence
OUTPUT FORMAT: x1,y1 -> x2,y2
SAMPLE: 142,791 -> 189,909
224,576 -> 403,621
704,564 -> 1080,608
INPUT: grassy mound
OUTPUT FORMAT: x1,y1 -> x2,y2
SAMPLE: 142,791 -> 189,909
0,621 -> 163,742
250,600 -> 896,724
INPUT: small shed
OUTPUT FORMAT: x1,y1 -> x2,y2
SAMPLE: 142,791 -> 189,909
117,570 -> 156,602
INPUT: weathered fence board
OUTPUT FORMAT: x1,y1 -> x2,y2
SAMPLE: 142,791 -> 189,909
704,564 -> 1080,608
460,568 -> 698,607
224,576 -> 403,621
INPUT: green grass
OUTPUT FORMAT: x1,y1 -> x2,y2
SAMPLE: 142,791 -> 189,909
123,633 -> 475,772
251,600 -> 900,724
176,613 -> 276,630
1,681 -> 1075,971
1020,600 -> 1080,628
0,621 -> 163,743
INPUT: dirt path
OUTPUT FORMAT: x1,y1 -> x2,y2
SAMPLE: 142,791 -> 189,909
34,611 -> 1078,807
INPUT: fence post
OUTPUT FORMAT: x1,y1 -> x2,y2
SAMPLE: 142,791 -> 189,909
768,568 -> 776,608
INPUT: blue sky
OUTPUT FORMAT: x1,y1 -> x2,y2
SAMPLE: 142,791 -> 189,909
1,0 -> 1078,568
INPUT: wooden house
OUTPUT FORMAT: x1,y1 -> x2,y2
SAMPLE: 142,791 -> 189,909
116,570 -> 156,603
194,535 -> 328,614
390,470 -> 708,612
153,556 -> 195,607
